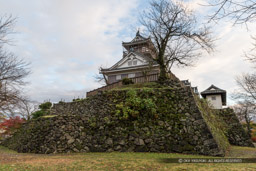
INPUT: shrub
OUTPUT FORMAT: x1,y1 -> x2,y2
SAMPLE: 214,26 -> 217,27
39,102 -> 52,110
122,78 -> 134,85
0,116 -> 25,136
73,98 -> 79,102
72,98 -> 83,102
32,110 -> 45,119
115,89 -> 157,120
32,102 -> 52,119
58,101 -> 65,104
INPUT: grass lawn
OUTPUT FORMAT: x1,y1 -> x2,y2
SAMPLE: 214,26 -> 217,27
0,146 -> 256,171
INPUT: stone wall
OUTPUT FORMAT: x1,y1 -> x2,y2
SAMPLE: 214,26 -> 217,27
0,113 -> 219,155
2,80 -> 253,156
2,81 -> 228,156
215,108 -> 254,147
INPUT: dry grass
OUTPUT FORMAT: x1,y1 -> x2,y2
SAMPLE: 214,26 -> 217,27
0,146 -> 256,171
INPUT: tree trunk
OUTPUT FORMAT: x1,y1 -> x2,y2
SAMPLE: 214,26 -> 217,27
245,113 -> 252,138
157,52 -> 167,83
158,64 -> 167,83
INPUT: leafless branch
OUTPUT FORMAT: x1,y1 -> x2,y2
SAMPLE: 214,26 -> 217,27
236,73 -> 256,102
15,98 -> 38,120
139,0 -> 214,81
207,0 -> 256,25
0,15 -> 16,45
0,15 -> 30,116
94,66 -> 108,85
245,36 -> 256,64
232,101 -> 255,137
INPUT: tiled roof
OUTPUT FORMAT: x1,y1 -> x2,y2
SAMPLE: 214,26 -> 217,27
201,85 -> 227,105
201,85 -> 226,94
122,30 -> 150,45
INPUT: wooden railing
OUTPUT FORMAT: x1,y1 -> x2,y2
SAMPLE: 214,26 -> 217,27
86,72 -> 178,97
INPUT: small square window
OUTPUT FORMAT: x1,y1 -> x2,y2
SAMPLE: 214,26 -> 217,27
133,60 -> 137,65
128,61 -> 132,66
121,74 -> 128,79
128,73 -> 135,78
211,96 -> 216,100
116,75 -> 121,80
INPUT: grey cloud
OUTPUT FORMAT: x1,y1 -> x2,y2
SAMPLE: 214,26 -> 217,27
1,0 -> 256,107
0,0 -> 138,102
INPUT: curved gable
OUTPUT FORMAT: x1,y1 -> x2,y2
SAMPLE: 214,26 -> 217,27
109,52 -> 149,70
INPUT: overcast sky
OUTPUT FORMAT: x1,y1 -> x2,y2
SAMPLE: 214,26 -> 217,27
0,0 -> 255,105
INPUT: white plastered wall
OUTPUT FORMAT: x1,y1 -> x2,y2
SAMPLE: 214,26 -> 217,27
206,94 -> 222,109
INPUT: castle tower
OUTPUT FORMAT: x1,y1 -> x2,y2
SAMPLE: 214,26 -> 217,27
100,31 -> 159,84
122,30 -> 157,59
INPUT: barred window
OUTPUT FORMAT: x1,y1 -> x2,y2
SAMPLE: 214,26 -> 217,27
128,73 -> 135,78
116,75 -> 121,80
133,60 -> 137,65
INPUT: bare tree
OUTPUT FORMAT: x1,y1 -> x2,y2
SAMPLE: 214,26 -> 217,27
0,15 -> 15,45
16,99 -> 38,120
209,1 -> 256,128
208,1 -> 256,62
0,52 -> 30,113
232,100 -> 256,137
0,16 -> 30,116
208,0 -> 256,25
94,66 -> 108,85
139,0 -> 214,82
235,73 -> 256,103
232,73 -> 256,134
245,36 -> 256,63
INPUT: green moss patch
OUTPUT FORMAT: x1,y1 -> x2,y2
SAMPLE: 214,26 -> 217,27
196,98 -> 230,153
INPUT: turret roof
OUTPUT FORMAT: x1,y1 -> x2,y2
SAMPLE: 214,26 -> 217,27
201,85 -> 227,105
201,85 -> 226,94
122,30 -> 151,47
